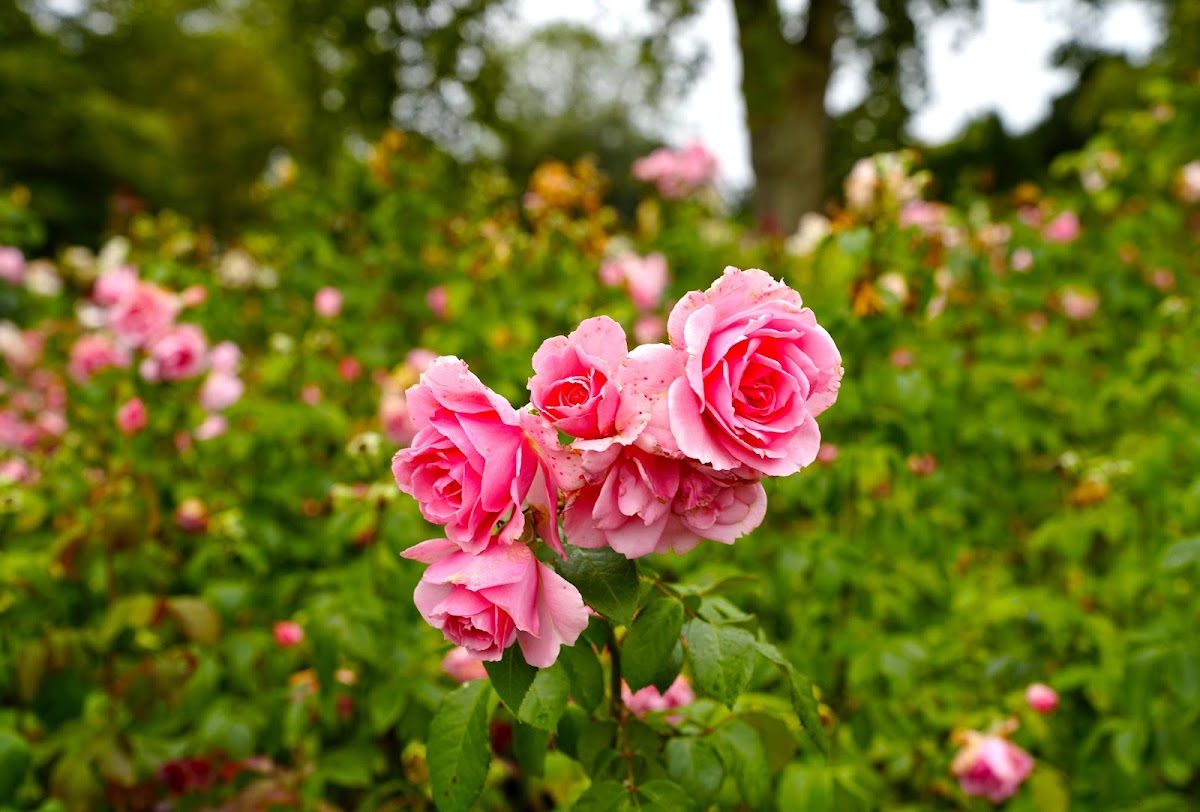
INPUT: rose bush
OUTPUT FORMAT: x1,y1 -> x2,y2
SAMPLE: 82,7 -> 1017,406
0,77 -> 1197,812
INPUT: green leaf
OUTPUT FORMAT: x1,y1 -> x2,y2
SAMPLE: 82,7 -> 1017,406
165,596 -> 221,645
0,731 -> 31,802
572,779 -> 628,812
1028,766 -> 1070,812
683,619 -> 754,708
665,738 -> 724,802
513,721 -> 549,778
712,719 -> 770,807
637,779 -> 696,811
517,662 -> 571,731
1160,537 -> 1200,570
777,763 -> 834,812
559,547 -> 640,624
368,677 -> 410,734
482,648 -> 570,731
428,680 -> 496,812
318,744 -> 377,788
622,597 -> 684,693
558,636 -> 605,712
485,647 -> 537,717
753,640 -> 830,758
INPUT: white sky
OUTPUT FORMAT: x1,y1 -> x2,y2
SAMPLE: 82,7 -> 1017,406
517,0 -> 1163,189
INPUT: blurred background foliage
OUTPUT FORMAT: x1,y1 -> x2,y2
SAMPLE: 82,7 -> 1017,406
2,0 -> 1200,810
1,0 -> 1195,247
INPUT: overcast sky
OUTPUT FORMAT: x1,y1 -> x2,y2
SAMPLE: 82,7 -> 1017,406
516,0 -> 1163,189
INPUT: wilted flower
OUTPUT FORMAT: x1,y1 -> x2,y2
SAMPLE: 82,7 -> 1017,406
175,498 -> 209,533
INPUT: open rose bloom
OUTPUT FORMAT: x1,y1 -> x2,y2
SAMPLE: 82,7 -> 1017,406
391,267 -> 841,668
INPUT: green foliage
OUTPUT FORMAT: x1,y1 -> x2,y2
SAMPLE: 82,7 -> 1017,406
0,71 -> 1198,812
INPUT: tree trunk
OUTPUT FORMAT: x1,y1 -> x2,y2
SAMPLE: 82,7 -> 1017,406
733,0 -> 839,231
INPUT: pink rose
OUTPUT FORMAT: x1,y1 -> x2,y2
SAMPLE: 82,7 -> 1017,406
529,316 -> 625,440
666,267 -> 842,476
109,281 -> 180,348
141,324 -> 208,382
116,398 -> 147,436
273,621 -> 305,648
0,323 -> 43,370
300,384 -> 321,405
1042,210 -> 1080,244
0,457 -> 32,485
194,414 -> 228,441
198,372 -> 244,411
403,538 -> 589,668
816,443 -> 839,464
209,341 -> 242,374
1025,683 -> 1058,714
392,357 -> 575,555
442,646 -> 489,683
314,287 -> 342,318
564,447 -> 765,558
632,142 -> 717,199
1011,248 -> 1034,272
68,333 -> 131,383
951,732 -> 1034,803
92,265 -> 138,306
0,246 -> 25,285
622,676 -> 695,723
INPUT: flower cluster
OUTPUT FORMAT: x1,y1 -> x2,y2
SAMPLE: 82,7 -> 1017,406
632,141 -> 719,200
392,267 -> 843,668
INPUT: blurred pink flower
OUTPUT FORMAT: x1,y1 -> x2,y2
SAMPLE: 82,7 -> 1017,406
898,200 -> 947,232
1178,160 -> 1200,204
68,333 -> 131,383
816,443 -> 839,464
621,676 -> 695,724
426,286 -> 448,319
1011,248 -> 1034,272
1060,288 -> 1099,321
633,315 -> 665,344
1150,268 -> 1175,291
442,647 -> 489,683
0,323 -> 45,370
951,731 -> 1033,803
109,281 -> 180,348
300,384 -> 321,405
179,285 -> 208,308
35,411 -> 67,439
0,457 -> 31,485
194,414 -> 228,441
1026,312 -> 1048,333
175,498 -> 208,532
406,349 -> 438,374
0,246 -> 25,285
1025,683 -> 1059,714
380,391 -> 416,445
890,348 -> 914,369
141,324 -> 209,382
907,454 -> 937,476
198,372 -> 244,412
273,621 -> 305,648
209,341 -> 242,374
1042,210 -> 1080,244
116,397 -> 147,437
632,141 -> 718,199
314,287 -> 342,318
338,356 -> 362,382
93,265 -> 138,306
